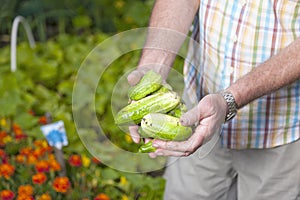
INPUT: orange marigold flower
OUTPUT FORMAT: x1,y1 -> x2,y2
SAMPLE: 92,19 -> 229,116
34,140 -> 49,149
15,154 -> 26,163
0,163 -> 15,179
33,148 -> 45,158
52,177 -> 71,193
13,124 -> 21,132
27,155 -> 38,165
0,131 -> 8,146
48,159 -> 61,171
38,193 -> 52,200
39,116 -> 48,125
16,194 -> 34,200
68,154 -> 82,167
18,185 -> 34,196
35,160 -> 50,173
20,147 -> 32,156
94,193 -> 110,200
0,190 -> 15,200
32,173 -> 47,185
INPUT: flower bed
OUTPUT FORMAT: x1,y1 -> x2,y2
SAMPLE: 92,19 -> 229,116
0,33 -> 167,200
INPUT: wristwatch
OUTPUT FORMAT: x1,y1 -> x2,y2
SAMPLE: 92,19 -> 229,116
220,91 -> 238,122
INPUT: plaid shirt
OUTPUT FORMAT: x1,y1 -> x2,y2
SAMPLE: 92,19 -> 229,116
184,0 -> 300,149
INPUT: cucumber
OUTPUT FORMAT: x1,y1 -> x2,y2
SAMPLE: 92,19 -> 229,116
168,103 -> 187,118
115,91 -> 180,125
138,140 -> 156,153
140,113 -> 192,141
128,70 -> 162,100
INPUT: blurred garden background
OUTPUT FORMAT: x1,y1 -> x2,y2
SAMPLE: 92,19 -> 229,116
0,0 -> 187,199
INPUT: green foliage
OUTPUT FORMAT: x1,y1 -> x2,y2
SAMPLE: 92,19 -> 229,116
0,0 -> 154,42
0,32 -> 185,198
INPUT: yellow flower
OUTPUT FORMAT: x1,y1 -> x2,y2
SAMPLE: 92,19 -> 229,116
3,136 -> 13,144
120,176 -> 127,186
82,154 -> 91,167
0,118 -> 7,127
121,195 -> 129,200
114,0 -> 124,9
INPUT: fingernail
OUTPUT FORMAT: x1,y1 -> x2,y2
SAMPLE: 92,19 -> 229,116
152,143 -> 159,148
133,137 -> 139,143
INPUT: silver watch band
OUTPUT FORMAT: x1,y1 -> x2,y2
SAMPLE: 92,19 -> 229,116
220,91 -> 238,122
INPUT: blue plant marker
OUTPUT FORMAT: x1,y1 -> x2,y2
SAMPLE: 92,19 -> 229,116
40,121 -> 68,149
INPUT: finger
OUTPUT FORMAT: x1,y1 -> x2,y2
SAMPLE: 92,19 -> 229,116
128,125 -> 140,143
127,70 -> 144,86
153,149 -> 190,157
180,105 -> 201,126
152,131 -> 205,153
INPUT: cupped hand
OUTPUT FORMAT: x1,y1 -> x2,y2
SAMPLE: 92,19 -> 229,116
148,93 -> 227,157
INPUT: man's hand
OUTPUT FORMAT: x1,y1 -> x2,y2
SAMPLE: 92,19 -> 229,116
149,93 -> 227,157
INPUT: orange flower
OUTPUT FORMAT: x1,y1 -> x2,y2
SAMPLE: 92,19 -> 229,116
32,173 -> 47,185
39,116 -> 48,125
94,193 -> 110,200
35,160 -> 50,173
68,155 -> 82,167
27,155 -> 38,165
13,124 -> 27,140
13,124 -> 22,134
0,131 -> 8,146
38,193 -> 52,200
20,147 -> 32,156
15,154 -> 26,164
52,177 -> 71,193
0,163 -> 15,179
18,185 -> 34,196
48,159 -> 61,171
0,190 -> 15,200
16,194 -> 34,200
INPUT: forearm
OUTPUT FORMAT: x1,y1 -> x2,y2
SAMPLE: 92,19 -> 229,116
138,0 -> 200,78
228,37 -> 300,108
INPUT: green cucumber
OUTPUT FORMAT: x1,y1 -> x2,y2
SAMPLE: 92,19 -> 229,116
140,113 -> 192,141
138,141 -> 156,153
115,91 -> 180,125
168,103 -> 187,118
128,70 -> 162,100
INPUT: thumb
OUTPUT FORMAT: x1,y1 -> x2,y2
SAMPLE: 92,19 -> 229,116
180,105 -> 200,126
127,70 -> 144,86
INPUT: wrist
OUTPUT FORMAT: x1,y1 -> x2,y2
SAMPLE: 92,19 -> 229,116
138,49 -> 175,80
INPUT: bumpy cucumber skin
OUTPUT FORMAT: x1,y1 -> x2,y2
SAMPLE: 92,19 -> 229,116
168,103 -> 187,118
152,83 -> 172,94
138,127 -> 148,138
115,91 -> 180,125
141,113 -> 192,141
128,70 -> 162,100
138,141 -> 156,153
